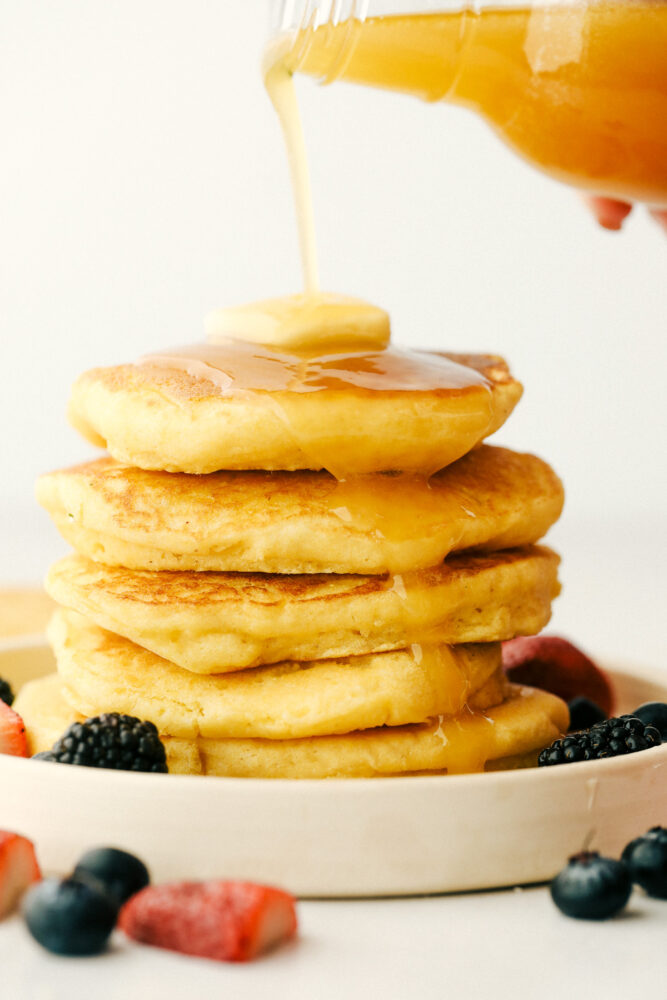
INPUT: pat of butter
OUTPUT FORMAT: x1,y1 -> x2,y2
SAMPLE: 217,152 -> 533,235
205,293 -> 391,351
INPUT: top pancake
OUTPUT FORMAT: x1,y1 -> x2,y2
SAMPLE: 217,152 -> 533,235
67,344 -> 522,475
37,444 -> 562,574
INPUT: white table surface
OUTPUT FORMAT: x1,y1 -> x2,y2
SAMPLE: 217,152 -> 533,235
1,888 -> 666,1000
0,508 -> 665,998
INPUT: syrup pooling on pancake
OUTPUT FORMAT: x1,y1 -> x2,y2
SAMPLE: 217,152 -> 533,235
137,291 -> 499,478
138,340 -> 492,394
68,340 -> 521,475
432,707 -> 498,775
137,338 -> 497,479
37,446 -> 563,574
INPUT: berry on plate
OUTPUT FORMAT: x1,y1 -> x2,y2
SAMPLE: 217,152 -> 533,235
0,677 -> 15,708
0,701 -> 28,758
22,877 -> 119,956
73,847 -> 150,907
550,851 -> 632,919
119,880 -> 298,962
38,713 -> 168,773
0,832 -> 41,919
632,702 -> 667,742
567,696 -> 606,732
622,827 -> 667,899
502,636 -> 614,716
538,715 -> 661,766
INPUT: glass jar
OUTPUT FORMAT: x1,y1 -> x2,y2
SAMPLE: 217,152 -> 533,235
269,0 -> 667,206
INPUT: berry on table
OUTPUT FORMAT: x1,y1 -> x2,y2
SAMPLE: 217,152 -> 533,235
550,851 -> 632,919
567,696 -> 606,731
22,877 -> 118,956
632,702 -> 667,742
0,678 -> 15,707
538,715 -> 661,766
39,713 -> 168,773
0,832 -> 41,919
0,701 -> 28,758
502,636 -> 614,715
73,847 -> 150,907
119,880 -> 298,962
622,827 -> 667,899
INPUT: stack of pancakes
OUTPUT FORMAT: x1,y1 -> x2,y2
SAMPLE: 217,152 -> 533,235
18,307 -> 568,777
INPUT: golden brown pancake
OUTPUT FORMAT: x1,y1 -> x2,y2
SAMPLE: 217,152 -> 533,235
48,609 -> 506,740
16,673 -> 203,775
67,346 -> 522,475
37,445 -> 563,574
46,547 -> 559,673
17,673 -> 568,778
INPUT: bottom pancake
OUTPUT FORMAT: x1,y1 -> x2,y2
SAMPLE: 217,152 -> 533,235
16,674 -> 567,778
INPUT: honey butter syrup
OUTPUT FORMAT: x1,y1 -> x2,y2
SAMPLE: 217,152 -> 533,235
268,3 -> 667,208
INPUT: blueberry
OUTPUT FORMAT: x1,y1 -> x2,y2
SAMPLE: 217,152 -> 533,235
0,677 -> 14,707
568,696 -> 607,732
633,702 -> 667,742
22,877 -> 118,956
73,847 -> 150,907
622,827 -> 667,898
550,851 -> 632,919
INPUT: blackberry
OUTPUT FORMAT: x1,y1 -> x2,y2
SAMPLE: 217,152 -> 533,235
622,827 -> 667,899
43,713 -> 168,773
0,677 -> 14,707
550,851 -> 632,920
538,714 -> 661,766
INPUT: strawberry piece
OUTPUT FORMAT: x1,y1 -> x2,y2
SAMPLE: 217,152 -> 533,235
0,832 -> 42,919
0,701 -> 28,758
502,636 -> 614,716
119,881 -> 297,962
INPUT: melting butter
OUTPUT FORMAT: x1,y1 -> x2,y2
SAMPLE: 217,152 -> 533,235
205,293 -> 391,351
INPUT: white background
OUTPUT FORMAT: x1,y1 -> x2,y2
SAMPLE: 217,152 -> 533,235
1,7 -> 666,994
1,0 -> 666,661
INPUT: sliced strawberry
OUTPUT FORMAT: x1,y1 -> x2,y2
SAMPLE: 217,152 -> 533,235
0,832 -> 42,919
0,701 -> 28,758
119,880 -> 297,962
502,635 -> 614,716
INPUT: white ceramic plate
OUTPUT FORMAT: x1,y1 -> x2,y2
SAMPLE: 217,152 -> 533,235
1,641 -> 666,898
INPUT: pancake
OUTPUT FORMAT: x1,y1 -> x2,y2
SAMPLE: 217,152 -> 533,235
16,673 -> 203,776
67,346 -> 522,475
194,684 -> 568,778
46,546 -> 560,673
49,609 -> 506,740
36,445 -> 564,575
17,674 -> 568,778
